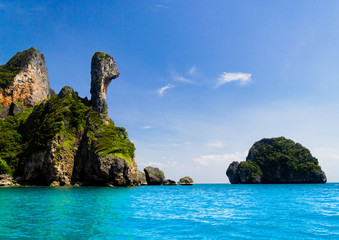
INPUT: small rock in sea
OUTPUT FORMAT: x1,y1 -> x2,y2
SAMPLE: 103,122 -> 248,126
50,181 -> 60,187
163,179 -> 177,185
0,175 -> 20,187
106,182 -> 115,187
144,166 -> 165,185
138,171 -> 147,185
178,176 -> 194,185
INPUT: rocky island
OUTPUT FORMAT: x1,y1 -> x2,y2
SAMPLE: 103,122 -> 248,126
0,48 -> 140,186
226,137 -> 327,184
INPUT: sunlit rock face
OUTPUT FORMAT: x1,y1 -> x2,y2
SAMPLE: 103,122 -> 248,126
178,176 -> 194,185
0,48 -> 54,119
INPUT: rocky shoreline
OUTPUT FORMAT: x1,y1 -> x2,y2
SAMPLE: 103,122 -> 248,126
0,48 -> 195,187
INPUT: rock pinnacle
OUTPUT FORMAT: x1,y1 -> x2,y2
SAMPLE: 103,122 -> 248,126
90,52 -> 119,114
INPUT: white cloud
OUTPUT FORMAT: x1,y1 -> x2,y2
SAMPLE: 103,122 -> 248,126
313,147 -> 339,161
188,66 -> 197,75
193,152 -> 246,166
142,126 -> 153,129
156,4 -> 169,9
139,160 -> 177,169
148,141 -> 192,147
139,161 -> 165,168
157,84 -> 175,96
150,143 -> 179,147
216,72 -> 252,87
206,140 -> 224,148
174,76 -> 193,84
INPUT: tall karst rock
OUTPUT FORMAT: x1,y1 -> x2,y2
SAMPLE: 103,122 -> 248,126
0,48 -> 54,118
0,49 -> 141,187
90,52 -> 119,115
0,48 -> 181,187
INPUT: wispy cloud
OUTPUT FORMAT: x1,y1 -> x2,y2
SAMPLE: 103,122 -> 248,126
174,76 -> 193,84
193,152 -> 246,166
149,141 -> 192,147
171,66 -> 197,85
142,126 -> 153,129
157,84 -> 175,96
206,140 -> 224,148
188,66 -> 197,75
156,4 -> 169,9
216,72 -> 252,87
139,160 -> 177,169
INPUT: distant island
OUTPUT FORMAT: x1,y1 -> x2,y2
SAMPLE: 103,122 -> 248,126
0,48 -> 193,187
226,137 -> 327,184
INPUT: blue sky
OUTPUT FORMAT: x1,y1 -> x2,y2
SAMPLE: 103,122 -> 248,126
1,0 -> 339,183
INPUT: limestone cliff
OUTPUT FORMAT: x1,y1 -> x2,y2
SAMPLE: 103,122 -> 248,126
90,52 -> 119,115
226,137 -> 327,184
0,48 -> 53,119
0,49 -> 140,186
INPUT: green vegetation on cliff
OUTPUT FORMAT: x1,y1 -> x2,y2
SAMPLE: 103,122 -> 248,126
0,87 -> 135,175
22,90 -> 89,150
0,108 -> 32,174
0,48 -> 43,88
93,51 -> 111,61
238,161 -> 261,182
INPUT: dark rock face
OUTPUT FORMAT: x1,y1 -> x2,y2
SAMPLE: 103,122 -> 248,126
0,48 -> 53,119
139,171 -> 147,185
163,179 -> 177,185
226,161 -> 240,184
238,161 -> 263,184
9,102 -> 24,115
144,166 -> 165,185
90,52 -> 119,115
178,176 -> 194,185
82,155 -> 140,186
58,86 -> 74,98
226,137 -> 327,184
21,87 -> 140,187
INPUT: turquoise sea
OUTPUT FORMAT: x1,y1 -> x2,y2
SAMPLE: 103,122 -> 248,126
0,184 -> 338,239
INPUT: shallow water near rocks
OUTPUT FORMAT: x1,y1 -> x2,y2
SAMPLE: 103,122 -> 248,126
0,184 -> 338,239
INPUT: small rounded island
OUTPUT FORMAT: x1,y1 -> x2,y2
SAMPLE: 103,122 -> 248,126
178,176 -> 194,185
226,137 -> 327,184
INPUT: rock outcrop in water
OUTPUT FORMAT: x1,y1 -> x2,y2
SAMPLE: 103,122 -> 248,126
226,161 -> 241,184
0,175 -> 20,186
138,171 -> 147,185
226,137 -> 327,184
0,48 -> 140,186
144,166 -> 165,185
163,179 -> 177,185
0,48 -> 54,119
178,176 -> 194,185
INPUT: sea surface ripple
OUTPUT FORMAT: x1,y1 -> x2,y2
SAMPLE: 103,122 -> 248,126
0,184 -> 338,239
